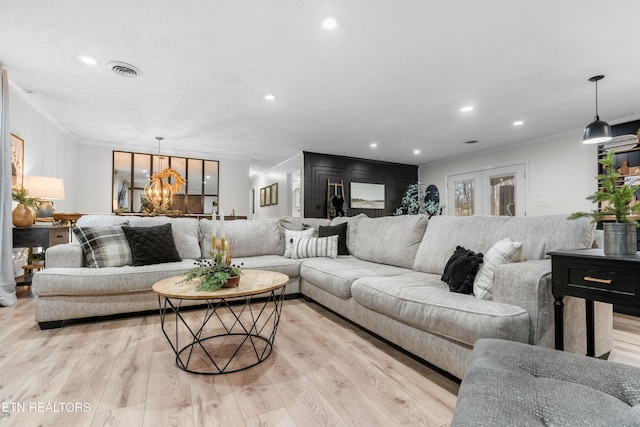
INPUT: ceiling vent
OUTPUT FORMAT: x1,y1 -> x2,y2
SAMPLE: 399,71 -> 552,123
108,61 -> 142,78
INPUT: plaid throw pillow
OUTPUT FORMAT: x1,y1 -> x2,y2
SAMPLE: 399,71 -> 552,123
72,224 -> 132,268
291,235 -> 338,259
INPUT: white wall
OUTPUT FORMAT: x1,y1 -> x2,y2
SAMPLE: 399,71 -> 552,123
10,85 -> 251,216
9,86 -> 78,213
419,131 -> 599,216
250,153 -> 303,219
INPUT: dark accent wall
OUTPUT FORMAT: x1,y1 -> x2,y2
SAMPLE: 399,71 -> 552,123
303,151 -> 418,218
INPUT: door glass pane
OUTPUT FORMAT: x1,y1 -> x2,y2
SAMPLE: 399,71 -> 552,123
134,153 -> 151,213
113,151 -> 131,212
454,179 -> 475,216
490,175 -> 515,216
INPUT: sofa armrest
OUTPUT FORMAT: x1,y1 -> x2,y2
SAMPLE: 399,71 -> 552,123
492,259 -> 552,346
46,242 -> 84,268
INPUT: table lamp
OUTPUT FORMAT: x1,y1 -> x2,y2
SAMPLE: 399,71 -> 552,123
24,176 -> 65,221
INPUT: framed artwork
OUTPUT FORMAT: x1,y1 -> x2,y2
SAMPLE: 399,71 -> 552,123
260,188 -> 266,207
351,182 -> 385,209
270,183 -> 278,205
265,186 -> 271,206
11,133 -> 24,190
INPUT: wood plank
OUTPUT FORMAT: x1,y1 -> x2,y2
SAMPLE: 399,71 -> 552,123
1,295 -> 639,427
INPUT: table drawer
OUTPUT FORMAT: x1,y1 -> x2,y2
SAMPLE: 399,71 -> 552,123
49,229 -> 69,246
567,266 -> 635,295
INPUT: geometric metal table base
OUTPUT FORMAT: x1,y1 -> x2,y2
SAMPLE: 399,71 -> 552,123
158,286 -> 285,375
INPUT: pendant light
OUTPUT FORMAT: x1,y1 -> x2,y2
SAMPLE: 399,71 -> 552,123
143,137 -> 186,212
582,75 -> 612,144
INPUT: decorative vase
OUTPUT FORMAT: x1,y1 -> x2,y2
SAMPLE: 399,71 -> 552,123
12,204 -> 34,227
603,222 -> 637,255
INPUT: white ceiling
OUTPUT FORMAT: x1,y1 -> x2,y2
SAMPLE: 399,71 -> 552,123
2,0 -> 640,173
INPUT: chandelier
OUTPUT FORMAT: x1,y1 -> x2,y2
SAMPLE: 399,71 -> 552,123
143,137 -> 186,211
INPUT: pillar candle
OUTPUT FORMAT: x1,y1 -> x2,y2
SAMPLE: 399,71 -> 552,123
220,209 -> 225,253
211,212 -> 217,254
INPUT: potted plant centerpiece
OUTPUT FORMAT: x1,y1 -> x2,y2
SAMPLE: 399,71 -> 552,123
569,150 -> 640,254
11,188 -> 40,227
180,211 -> 242,291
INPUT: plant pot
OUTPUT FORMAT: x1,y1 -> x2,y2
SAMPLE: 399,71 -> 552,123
222,275 -> 240,288
603,222 -> 637,255
12,204 -> 34,227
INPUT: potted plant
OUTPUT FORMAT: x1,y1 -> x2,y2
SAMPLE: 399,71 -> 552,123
394,182 -> 444,217
569,150 -> 640,254
11,188 -> 40,227
180,249 -> 243,292
28,251 -> 46,265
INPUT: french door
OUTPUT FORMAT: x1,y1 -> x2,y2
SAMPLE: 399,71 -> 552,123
446,163 -> 527,216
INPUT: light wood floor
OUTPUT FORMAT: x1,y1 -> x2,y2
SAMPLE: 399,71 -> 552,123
1,288 -> 639,427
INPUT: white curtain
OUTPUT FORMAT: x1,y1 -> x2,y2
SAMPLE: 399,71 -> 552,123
0,65 -> 17,306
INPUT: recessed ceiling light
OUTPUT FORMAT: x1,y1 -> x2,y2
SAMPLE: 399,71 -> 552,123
513,120 -> 524,126
413,149 -> 421,155
322,17 -> 338,30
264,94 -> 276,101
370,142 -> 378,148
142,169 -> 147,173
76,55 -> 98,66
460,106 -> 474,112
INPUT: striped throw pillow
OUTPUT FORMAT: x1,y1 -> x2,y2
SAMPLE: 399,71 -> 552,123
283,228 -> 316,258
291,236 -> 338,259
473,237 -> 523,300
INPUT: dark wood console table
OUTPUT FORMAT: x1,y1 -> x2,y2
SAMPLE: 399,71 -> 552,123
550,248 -> 640,356
13,225 -> 69,285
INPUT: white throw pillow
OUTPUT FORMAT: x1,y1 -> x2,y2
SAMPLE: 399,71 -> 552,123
473,237 -> 523,300
291,236 -> 338,259
283,228 -> 316,258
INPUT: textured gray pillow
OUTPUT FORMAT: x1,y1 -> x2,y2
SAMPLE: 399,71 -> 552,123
72,224 -> 131,268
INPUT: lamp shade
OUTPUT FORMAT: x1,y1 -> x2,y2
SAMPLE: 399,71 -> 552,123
24,176 -> 65,200
583,118 -> 612,144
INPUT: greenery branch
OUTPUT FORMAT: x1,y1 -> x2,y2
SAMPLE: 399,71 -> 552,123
11,188 -> 40,209
568,150 -> 640,226
180,249 -> 243,292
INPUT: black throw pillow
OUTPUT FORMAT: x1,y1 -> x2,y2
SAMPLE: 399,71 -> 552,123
121,223 -> 181,266
442,248 -> 484,295
441,246 -> 467,283
318,223 -> 349,255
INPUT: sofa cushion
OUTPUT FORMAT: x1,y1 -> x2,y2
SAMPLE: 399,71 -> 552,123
474,238 -> 523,300
122,223 -> 181,266
351,272 -> 530,347
413,215 -> 595,275
280,216 -> 330,231
72,224 -> 131,268
292,236 -> 338,259
499,215 -> 595,261
283,228 -> 316,258
354,215 -> 429,268
329,213 -> 367,255
414,216 -> 509,275
76,215 -> 201,260
300,257 -> 411,298
31,260 -> 197,296
318,223 -> 348,255
200,218 -> 283,257
231,255 -> 301,279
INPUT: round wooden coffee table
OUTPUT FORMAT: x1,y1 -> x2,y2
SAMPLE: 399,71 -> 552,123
153,269 -> 289,375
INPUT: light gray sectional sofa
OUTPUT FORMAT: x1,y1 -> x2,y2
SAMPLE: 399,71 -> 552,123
32,213 -> 611,379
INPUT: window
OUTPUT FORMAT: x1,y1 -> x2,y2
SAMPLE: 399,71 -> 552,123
446,163 -> 527,216
112,151 -> 219,214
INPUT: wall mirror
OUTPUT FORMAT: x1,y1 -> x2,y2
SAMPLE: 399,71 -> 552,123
113,151 -> 219,214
